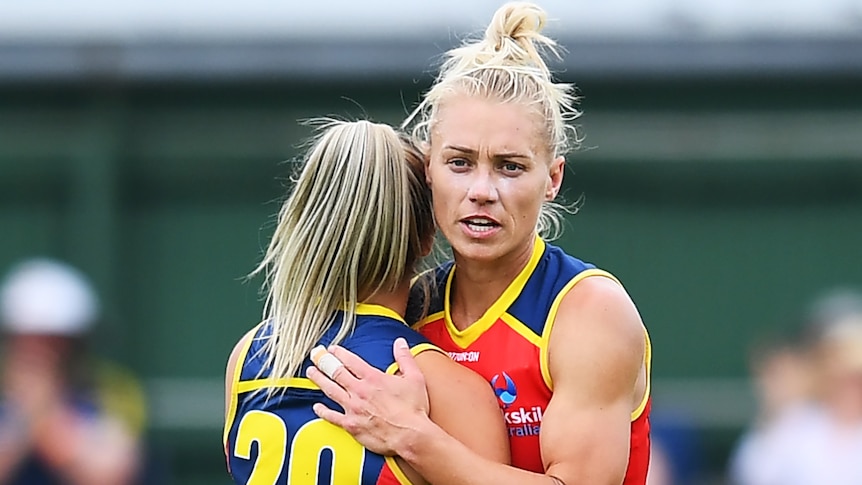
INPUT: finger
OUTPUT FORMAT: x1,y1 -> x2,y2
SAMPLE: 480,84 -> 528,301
328,345 -> 382,380
311,346 -> 361,389
310,345 -> 346,380
306,366 -> 350,405
392,338 -> 422,378
312,402 -> 348,428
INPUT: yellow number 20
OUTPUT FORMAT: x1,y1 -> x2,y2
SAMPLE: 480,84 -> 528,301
234,411 -> 366,485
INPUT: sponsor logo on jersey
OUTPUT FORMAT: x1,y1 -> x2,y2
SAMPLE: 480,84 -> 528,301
492,372 -> 544,437
448,351 -> 480,362
504,406 -> 544,437
491,372 -> 517,407
503,405 -> 544,425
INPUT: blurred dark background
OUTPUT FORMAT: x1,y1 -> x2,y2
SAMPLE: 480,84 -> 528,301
1,1 -> 861,484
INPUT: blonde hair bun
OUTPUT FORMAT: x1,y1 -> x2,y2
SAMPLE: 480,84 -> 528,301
484,2 -> 555,67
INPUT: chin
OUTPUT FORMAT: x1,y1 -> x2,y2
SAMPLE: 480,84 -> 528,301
453,239 -> 507,264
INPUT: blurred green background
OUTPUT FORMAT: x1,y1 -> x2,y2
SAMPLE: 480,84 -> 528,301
2,34 -> 862,485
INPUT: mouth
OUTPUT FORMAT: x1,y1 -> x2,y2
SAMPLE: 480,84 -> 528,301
460,216 -> 501,234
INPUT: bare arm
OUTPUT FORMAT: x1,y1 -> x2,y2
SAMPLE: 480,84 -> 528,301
416,350 -> 510,465
539,276 -> 645,483
310,340 -> 510,484
310,277 -> 646,485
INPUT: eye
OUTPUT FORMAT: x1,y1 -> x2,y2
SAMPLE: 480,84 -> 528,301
446,158 -> 471,172
500,162 -> 525,175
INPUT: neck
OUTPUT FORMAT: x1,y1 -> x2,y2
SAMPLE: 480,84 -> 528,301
361,278 -> 411,318
449,238 -> 535,330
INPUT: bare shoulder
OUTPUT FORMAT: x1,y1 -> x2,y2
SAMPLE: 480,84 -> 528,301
224,327 -> 258,416
225,328 -> 257,378
550,275 -> 645,391
555,275 -> 644,348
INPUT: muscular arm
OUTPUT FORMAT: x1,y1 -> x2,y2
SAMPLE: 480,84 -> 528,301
416,351 -> 510,465
312,277 -> 646,485
394,350 -> 511,484
540,276 -> 645,483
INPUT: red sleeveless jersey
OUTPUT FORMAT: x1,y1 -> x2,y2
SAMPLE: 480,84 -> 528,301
413,238 -> 651,483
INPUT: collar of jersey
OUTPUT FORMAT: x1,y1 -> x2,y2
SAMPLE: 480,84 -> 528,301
355,302 -> 405,324
443,236 -> 545,348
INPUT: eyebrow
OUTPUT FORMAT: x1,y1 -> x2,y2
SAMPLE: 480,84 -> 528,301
442,144 -> 531,160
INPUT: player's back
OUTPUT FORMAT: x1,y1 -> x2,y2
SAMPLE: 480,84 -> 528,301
224,304 -> 435,485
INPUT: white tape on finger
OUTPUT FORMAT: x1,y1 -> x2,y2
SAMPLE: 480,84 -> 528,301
316,352 -> 345,380
310,345 -> 346,380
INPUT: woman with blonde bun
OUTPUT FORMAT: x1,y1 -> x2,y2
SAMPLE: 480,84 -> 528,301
308,3 -> 652,485
223,120 -> 509,485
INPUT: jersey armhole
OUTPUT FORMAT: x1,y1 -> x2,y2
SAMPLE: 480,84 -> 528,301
631,327 -> 652,422
384,343 -> 444,375
539,269 -> 622,391
223,325 -> 260,449
383,456 -> 419,485
382,342 -> 442,485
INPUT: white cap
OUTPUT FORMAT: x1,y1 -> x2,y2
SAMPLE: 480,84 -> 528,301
0,259 -> 99,336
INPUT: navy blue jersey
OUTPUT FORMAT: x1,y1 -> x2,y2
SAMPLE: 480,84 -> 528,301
224,303 -> 439,485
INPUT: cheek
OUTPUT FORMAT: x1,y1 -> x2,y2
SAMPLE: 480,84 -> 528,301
428,179 -> 456,219
429,169 -> 466,205
502,178 -> 546,218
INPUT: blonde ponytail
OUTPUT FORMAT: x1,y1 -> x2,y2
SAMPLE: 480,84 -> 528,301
251,120 -> 435,385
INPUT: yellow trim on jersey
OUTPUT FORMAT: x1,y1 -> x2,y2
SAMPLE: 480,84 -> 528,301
233,342 -> 441,396
223,324 -> 260,447
539,269 -> 621,391
235,377 -> 319,394
385,456 -> 416,485
356,302 -> 405,323
499,312 -> 542,348
413,310 -> 444,331
631,327 -> 652,422
382,343 -> 440,485
385,343 -> 444,375
442,237 -> 546,348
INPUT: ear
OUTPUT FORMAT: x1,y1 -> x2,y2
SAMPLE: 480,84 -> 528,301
420,233 -> 435,258
424,152 -> 433,185
546,156 -> 565,201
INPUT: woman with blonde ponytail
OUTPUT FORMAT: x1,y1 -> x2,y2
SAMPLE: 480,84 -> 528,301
309,3 -> 653,485
222,120 -> 509,485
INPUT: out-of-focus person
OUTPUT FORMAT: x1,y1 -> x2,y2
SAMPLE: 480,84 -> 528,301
748,333 -> 814,427
645,441 -> 673,485
729,289 -> 862,485
0,258 -> 145,485
646,410 -> 705,485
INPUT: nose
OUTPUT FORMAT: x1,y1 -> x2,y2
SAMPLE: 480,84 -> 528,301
466,168 -> 498,205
